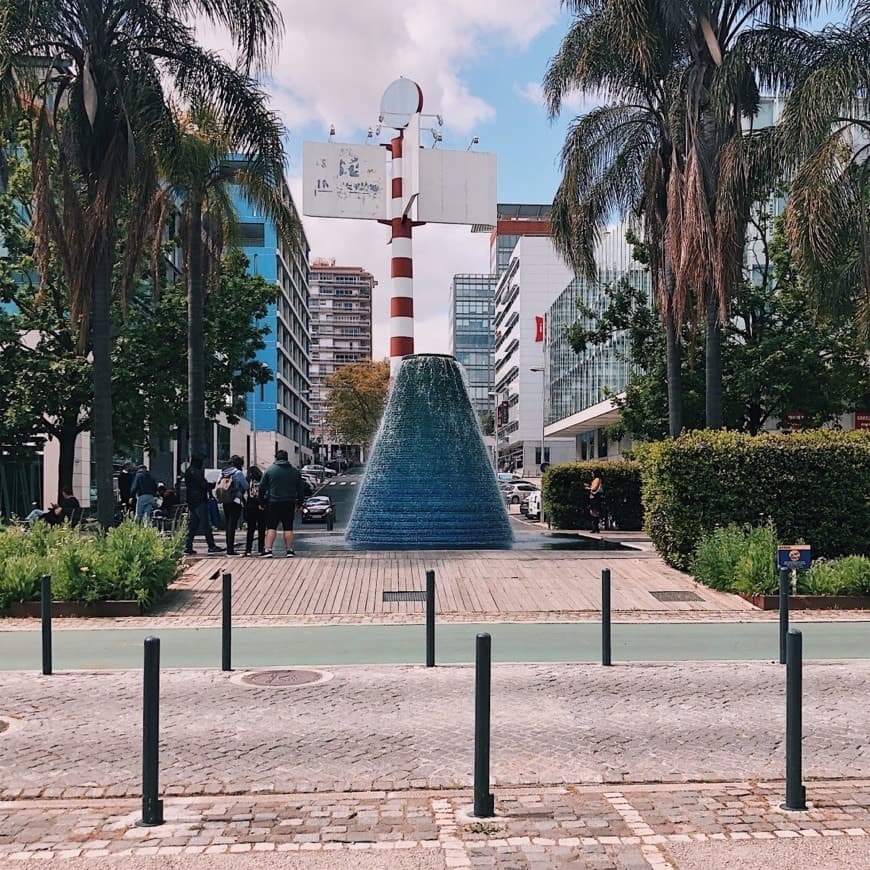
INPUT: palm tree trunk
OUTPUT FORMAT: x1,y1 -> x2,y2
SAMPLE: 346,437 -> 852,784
92,238 -> 116,527
665,311 -> 682,437
705,287 -> 723,429
187,197 -> 206,458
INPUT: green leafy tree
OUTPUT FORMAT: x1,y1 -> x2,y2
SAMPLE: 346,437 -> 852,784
324,360 -> 390,449
1,0 -> 284,526
112,248 -> 277,450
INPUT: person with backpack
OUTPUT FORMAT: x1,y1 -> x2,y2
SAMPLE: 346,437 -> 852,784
260,449 -> 305,557
242,465 -> 266,556
216,455 -> 249,556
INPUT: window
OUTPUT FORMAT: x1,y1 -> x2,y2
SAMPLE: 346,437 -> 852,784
239,222 -> 265,247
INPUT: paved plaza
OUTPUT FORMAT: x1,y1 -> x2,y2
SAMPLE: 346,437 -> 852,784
3,534 -> 869,866
2,660 -> 870,866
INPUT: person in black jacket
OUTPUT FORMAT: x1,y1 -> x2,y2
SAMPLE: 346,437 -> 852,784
130,465 -> 158,524
242,465 -> 266,556
118,461 -> 134,514
183,454 -> 224,555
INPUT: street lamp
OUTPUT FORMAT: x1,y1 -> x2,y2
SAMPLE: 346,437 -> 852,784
530,366 -> 545,473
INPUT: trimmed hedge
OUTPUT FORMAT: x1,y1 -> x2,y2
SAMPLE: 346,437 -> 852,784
638,430 -> 870,570
542,461 -> 643,531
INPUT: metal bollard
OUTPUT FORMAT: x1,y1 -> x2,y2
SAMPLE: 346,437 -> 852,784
41,574 -> 52,675
473,633 -> 495,817
779,568 -> 789,665
222,572 -> 232,672
601,568 -> 612,667
327,512 -> 335,531
426,570 -> 436,668
783,629 -> 807,811
138,636 -> 164,826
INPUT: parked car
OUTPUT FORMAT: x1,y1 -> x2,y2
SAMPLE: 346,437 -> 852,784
497,472 -> 522,483
523,491 -> 542,521
502,482 -> 539,505
300,495 -> 335,523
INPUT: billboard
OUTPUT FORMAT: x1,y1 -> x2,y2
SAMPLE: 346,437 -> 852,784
302,141 -> 388,220
415,148 -> 497,225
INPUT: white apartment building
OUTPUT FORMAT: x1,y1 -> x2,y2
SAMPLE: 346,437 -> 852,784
308,259 -> 375,463
493,236 -> 576,473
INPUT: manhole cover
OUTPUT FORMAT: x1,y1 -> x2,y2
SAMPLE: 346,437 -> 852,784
650,590 -> 703,602
241,670 -> 324,687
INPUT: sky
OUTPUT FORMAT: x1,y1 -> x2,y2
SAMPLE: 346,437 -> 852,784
199,2 -> 846,360
200,0 -> 577,358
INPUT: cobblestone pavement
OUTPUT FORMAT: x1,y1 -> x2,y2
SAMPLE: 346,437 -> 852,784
2,662 -> 870,799
2,781 -> 870,868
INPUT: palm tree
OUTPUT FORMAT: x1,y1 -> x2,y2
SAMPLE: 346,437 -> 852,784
545,2 -> 688,436
650,1 -> 838,428
0,0 -> 284,527
551,1 -> 838,430
730,2 -> 869,340
161,107 -> 299,459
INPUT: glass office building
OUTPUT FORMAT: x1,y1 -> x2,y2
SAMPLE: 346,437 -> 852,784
448,274 -> 498,415
545,226 -> 650,458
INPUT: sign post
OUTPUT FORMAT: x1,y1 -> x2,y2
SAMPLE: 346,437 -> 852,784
304,78 -> 497,375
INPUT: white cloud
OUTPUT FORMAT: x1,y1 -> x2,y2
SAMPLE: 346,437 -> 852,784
198,0 -> 560,136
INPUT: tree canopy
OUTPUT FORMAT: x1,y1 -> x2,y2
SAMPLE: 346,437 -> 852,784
324,360 -> 390,449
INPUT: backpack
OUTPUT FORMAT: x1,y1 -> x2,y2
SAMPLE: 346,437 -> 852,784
215,474 -> 236,505
248,479 -> 260,503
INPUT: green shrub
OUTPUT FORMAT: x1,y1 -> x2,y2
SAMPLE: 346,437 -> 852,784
638,430 -> 870,570
692,523 -> 778,594
0,520 -> 185,609
801,556 -> 870,596
691,524 -> 748,590
542,461 -> 643,531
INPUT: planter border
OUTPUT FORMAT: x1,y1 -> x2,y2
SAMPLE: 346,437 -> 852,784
739,592 -> 870,611
1,600 -> 143,618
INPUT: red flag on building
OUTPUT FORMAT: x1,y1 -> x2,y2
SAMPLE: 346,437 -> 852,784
534,316 -> 544,342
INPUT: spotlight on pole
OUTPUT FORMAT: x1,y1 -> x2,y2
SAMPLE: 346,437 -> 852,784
467,136 -> 479,151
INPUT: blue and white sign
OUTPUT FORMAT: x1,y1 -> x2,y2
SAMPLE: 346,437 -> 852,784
777,545 -> 812,571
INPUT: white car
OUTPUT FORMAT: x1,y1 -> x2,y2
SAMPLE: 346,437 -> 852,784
302,464 -> 336,479
502,482 -> 539,505
524,491 -> 542,521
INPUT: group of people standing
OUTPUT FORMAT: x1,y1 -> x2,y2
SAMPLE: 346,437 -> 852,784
183,449 -> 306,558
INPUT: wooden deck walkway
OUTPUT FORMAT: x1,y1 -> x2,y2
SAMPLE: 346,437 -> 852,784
151,550 -> 754,621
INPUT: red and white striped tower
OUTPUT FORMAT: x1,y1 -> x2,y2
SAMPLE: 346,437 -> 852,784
389,130 -> 414,374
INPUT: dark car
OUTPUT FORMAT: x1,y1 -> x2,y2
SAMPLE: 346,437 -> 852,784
300,495 -> 335,524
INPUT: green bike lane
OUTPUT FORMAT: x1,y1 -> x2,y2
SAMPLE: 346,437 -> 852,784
0,620 -> 868,669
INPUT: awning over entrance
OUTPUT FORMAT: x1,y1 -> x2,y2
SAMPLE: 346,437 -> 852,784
544,395 -> 624,438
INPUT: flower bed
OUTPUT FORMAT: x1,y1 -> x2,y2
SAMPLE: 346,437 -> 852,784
0,520 -> 185,613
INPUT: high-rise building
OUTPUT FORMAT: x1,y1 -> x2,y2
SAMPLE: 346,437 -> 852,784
448,274 -> 498,417
493,236 -> 576,473
233,179 -> 312,469
308,259 -> 375,462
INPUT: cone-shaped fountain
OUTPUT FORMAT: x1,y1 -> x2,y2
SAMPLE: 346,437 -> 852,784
346,354 -> 514,549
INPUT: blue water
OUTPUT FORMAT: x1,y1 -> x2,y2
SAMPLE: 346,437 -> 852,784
345,355 -> 514,549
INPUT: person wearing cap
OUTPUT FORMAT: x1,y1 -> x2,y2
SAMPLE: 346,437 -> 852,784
259,449 -> 305,558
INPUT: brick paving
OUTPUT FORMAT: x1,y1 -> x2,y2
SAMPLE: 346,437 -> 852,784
1,781 -> 870,867
2,662 -> 870,800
